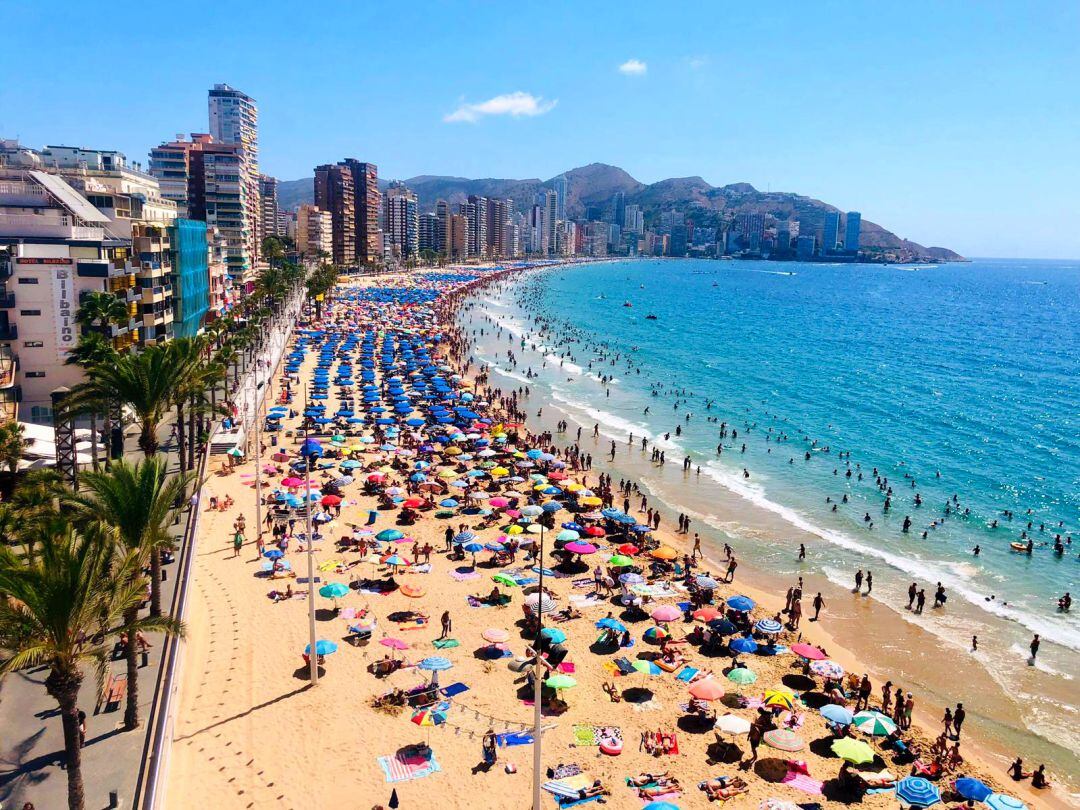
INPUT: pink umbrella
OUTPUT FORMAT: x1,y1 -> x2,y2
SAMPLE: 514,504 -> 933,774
688,679 -> 726,701
489,497 -> 510,508
791,643 -> 827,661
564,541 -> 597,555
651,604 -> 683,623
482,628 -> 510,643
281,477 -> 303,488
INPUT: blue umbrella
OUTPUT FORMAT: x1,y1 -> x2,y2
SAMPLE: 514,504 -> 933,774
417,656 -> 453,671
985,795 -> 1026,810
642,802 -> 680,810
895,777 -> 941,807
727,595 -> 755,612
541,501 -> 563,513
954,779 -> 992,802
706,618 -> 738,635
540,628 -> 567,644
461,542 -> 484,553
729,637 -> 759,655
755,618 -> 783,634
305,640 -> 338,656
453,531 -> 477,543
263,549 -> 284,559
820,704 -> 854,726
596,617 -> 626,632
299,439 -> 323,456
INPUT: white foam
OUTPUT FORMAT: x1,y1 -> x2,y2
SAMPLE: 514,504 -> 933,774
480,359 -> 531,385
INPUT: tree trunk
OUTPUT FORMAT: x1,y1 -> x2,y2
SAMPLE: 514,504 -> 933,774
139,420 -> 159,457
188,395 -> 197,470
175,402 -> 187,473
45,665 -> 86,810
122,604 -> 140,730
150,549 -> 163,618
89,412 -> 99,472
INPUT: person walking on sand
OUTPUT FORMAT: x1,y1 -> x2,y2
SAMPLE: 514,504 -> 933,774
1029,634 -> 1040,661
953,703 -> 965,739
907,581 -> 918,610
725,557 -> 737,583
812,592 -> 825,621
692,533 -> 702,560
789,598 -> 803,630
943,706 -> 954,737
743,719 -> 763,769
903,693 -> 915,730
854,569 -> 863,592
857,675 -> 872,711
865,570 -> 873,594
439,610 -> 452,640
444,525 -> 454,552
881,681 -> 893,716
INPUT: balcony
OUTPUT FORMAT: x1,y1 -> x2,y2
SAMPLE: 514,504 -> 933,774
0,292 -> 14,308
0,323 -> 17,340
0,348 -> 17,387
0,212 -> 104,241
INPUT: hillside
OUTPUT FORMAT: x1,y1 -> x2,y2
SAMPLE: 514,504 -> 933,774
277,163 -> 962,261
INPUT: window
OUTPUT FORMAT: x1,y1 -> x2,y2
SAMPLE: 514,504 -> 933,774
17,277 -> 39,284
29,405 -> 52,423
19,309 -> 41,316
23,341 -> 43,348
25,371 -> 45,378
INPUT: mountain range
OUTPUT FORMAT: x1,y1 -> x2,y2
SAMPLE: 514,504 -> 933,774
277,163 -> 962,262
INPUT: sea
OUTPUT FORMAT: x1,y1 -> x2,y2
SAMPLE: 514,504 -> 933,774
460,256 -> 1079,798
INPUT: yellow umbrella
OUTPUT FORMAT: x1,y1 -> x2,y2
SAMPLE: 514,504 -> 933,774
650,546 -> 678,561
438,469 -> 457,479
565,482 -> 583,492
491,467 -> 510,477
532,483 -> 549,491
580,496 -> 602,506
444,446 -> 462,456
506,525 -> 524,535
763,689 -> 797,710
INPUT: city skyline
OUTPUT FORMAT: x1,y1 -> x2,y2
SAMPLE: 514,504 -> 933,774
3,1 -> 1079,258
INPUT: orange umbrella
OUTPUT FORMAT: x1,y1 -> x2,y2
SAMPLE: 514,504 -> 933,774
650,546 -> 678,561
688,679 -> 725,701
693,606 -> 722,622
400,583 -> 425,598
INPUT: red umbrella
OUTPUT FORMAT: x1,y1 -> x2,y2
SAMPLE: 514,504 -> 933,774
584,526 -> 606,537
367,473 -> 385,483
617,543 -> 639,555
320,494 -> 342,506
692,606 -> 722,622
403,497 -> 424,508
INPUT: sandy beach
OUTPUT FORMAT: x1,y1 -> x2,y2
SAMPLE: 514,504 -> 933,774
164,266 -> 1058,810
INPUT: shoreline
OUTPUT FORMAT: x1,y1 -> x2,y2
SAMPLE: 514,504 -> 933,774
452,265 -> 1069,808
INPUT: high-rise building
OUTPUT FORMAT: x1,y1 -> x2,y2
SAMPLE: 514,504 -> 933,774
485,198 -> 512,258
258,174 -> 280,243
796,234 -> 817,260
384,183 -> 419,261
314,163 -> 356,266
775,219 -> 799,254
170,218 -> 210,339
735,212 -> 765,252
446,213 -> 468,260
553,175 -> 568,220
295,204 -> 333,259
543,190 -> 558,255
419,213 -> 441,256
208,84 -> 259,268
623,204 -> 644,235
612,191 -> 626,227
844,211 -> 861,254
465,195 -> 487,258
148,134 -> 196,211
823,211 -> 840,254
342,159 -> 380,265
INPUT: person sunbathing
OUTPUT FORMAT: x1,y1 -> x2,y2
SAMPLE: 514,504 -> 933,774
575,780 -> 609,799
628,771 -> 670,786
700,776 -> 748,801
638,778 -> 680,797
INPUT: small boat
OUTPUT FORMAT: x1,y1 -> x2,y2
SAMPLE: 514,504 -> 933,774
1009,542 -> 1031,553
623,301 -> 633,308
645,314 -> 658,320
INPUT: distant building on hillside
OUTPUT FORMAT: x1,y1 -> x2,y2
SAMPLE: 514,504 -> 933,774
553,175 -> 568,220
823,211 -> 840,254
796,234 -> 816,261
844,211 -> 861,254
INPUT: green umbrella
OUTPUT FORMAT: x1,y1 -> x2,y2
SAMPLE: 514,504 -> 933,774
852,710 -> 897,737
319,582 -> 350,599
544,674 -> 577,690
831,737 -> 876,764
492,573 -> 518,587
607,554 -> 634,567
726,668 -> 758,686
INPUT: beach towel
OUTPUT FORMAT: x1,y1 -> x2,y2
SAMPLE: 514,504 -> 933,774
557,662 -> 576,673
440,682 -> 469,698
782,770 -> 824,794
865,788 -> 894,795
466,596 -> 494,608
515,576 -> 538,585
296,575 -> 321,584
497,731 -> 534,747
675,667 -> 698,682
573,725 -> 598,747
450,570 -> 481,581
551,764 -> 584,780
677,601 -> 692,611
640,792 -> 680,805
377,750 -> 442,783
572,578 -> 594,588
432,638 -> 460,649
555,796 -> 602,808
531,566 -> 557,577
602,661 -> 619,677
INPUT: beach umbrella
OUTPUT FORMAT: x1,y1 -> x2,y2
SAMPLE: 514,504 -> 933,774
453,530 -> 478,544
810,659 -> 845,680
692,606 -> 722,622
643,626 -> 669,642
320,494 -> 342,506
650,546 -> 678,561
763,689 -> 797,710
544,674 -> 577,690
651,604 -> 682,623
755,618 -> 783,635
583,526 -> 605,537
318,583 -> 350,599
595,617 -> 626,632
382,554 -> 409,568
556,529 -> 580,542
852,711 -> 897,736
953,778 -> 992,802
402,497 -> 424,509
281,476 -> 304,487
763,729 -> 805,752
380,638 -> 409,651
564,541 -> 597,555
632,659 -> 662,676
489,496 -> 510,508
417,656 -> 453,672
376,529 -> 403,542
729,637 -> 758,655
616,543 -> 639,555
411,707 -> 448,726
726,595 -> 755,612
227,447 -> 244,457
820,704 -> 854,726
481,628 -> 510,644
618,572 -> 645,584
524,593 -> 557,614
579,496 -> 602,506
263,549 -> 284,560
541,501 -> 563,513
895,777 -> 941,807
714,714 -> 752,735
726,668 -> 758,686
400,583 -> 425,598
540,627 -> 567,644
830,738 -> 875,764
694,576 -> 720,590
790,643 -> 826,661
608,554 -> 635,568
985,794 -> 1026,810
688,679 -> 725,701
641,802 -> 680,810
707,618 -> 738,635
305,640 -> 338,656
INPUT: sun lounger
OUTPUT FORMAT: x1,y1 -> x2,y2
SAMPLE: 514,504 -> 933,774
655,658 -> 685,673
440,682 -> 469,698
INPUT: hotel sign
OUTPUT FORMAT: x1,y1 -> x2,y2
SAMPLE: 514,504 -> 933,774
20,257 -> 73,265
53,267 -> 76,359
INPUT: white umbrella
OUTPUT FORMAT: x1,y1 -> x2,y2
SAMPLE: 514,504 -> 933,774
524,592 -> 557,614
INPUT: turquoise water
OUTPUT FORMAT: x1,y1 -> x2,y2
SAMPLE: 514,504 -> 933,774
488,257 -> 1079,643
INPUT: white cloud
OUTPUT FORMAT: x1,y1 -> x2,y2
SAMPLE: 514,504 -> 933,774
618,59 -> 647,76
444,92 -> 557,124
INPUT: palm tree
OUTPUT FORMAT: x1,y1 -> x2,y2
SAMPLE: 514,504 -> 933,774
65,344 -> 178,457
75,290 -> 129,337
166,337 -> 223,472
0,419 -> 27,475
65,456 -> 193,729
0,527 -> 172,810
65,333 -> 119,469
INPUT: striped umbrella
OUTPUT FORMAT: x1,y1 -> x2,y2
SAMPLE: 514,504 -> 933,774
810,659 -> 845,680
755,618 -> 783,634
763,689 -> 797,710
632,659 -> 663,675
524,592 -> 557,614
411,706 -> 448,726
763,728 -> 805,752
852,710 -> 897,736
417,656 -> 453,672
895,776 -> 941,807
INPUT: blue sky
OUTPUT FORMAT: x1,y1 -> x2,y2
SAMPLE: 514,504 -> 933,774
3,0 -> 1078,259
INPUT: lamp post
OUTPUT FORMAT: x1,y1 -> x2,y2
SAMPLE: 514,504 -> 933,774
302,384 -> 319,685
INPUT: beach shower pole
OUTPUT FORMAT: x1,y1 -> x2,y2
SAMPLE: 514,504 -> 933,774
531,519 -> 545,810
303,384 -> 319,685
